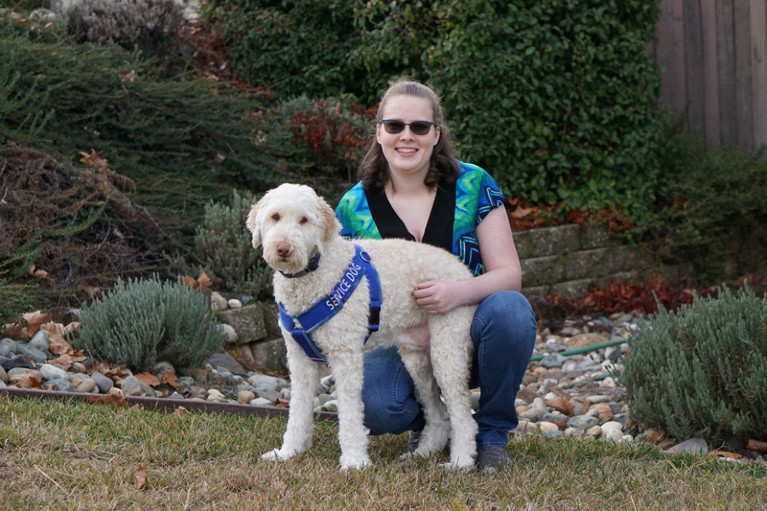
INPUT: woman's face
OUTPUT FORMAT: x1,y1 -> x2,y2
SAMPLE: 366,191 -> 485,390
376,94 -> 440,180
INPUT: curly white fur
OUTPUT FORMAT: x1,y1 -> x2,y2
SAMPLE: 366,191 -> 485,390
247,183 -> 477,470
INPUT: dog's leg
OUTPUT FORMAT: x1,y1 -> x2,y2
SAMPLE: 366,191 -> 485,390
429,315 -> 478,469
397,347 -> 450,459
326,349 -> 371,470
262,337 -> 320,462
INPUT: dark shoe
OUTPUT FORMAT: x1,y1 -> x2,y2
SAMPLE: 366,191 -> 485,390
407,430 -> 422,453
476,446 -> 510,470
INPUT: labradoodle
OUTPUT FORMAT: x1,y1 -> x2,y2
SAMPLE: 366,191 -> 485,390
246,183 -> 477,470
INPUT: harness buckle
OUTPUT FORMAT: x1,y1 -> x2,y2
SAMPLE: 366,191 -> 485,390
369,306 -> 381,331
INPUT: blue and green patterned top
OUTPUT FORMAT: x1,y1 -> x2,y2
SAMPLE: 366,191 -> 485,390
335,161 -> 507,276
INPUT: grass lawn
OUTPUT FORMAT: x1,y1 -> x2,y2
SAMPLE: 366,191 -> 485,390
1,396 -> 765,510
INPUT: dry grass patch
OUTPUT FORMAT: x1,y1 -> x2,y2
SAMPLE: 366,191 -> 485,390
1,396 -> 765,510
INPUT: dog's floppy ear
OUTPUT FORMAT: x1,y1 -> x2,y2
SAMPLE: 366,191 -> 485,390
245,196 -> 266,248
318,195 -> 342,243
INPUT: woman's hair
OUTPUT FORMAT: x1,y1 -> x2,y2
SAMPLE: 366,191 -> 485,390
358,78 -> 459,190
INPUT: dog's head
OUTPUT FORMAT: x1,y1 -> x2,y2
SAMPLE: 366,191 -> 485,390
245,183 -> 341,274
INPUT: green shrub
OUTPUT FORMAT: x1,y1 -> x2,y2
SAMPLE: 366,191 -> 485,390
424,1 -> 662,225
0,142 -> 167,307
205,0 -> 662,231
194,190 -> 272,299
0,270 -> 45,325
622,286 -> 767,444
652,123 -> 767,285
72,276 -> 223,372
271,95 -> 370,187
0,18 -> 281,239
204,0 -> 360,100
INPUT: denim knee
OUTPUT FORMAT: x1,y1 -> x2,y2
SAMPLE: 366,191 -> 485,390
362,347 -> 424,435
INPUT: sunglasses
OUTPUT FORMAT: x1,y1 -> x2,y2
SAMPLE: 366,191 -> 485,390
380,119 -> 437,136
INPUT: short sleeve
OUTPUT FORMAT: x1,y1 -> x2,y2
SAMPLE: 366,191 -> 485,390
453,162 -> 507,276
334,182 -> 381,239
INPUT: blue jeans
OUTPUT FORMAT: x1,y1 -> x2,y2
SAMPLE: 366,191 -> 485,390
361,291 -> 537,448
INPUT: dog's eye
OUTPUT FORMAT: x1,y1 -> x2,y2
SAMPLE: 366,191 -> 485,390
299,216 -> 308,225
271,213 -> 281,222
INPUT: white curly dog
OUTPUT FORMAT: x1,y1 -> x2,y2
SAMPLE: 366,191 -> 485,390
246,183 -> 477,470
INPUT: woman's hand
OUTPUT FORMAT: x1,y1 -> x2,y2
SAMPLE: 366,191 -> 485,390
412,280 -> 465,314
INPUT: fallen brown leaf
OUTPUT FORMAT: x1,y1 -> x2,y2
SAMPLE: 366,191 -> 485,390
42,321 -> 79,344
162,371 -> 181,389
103,366 -> 131,385
197,271 -> 212,288
28,265 -> 50,281
84,286 -> 102,300
545,395 -> 574,416
2,322 -> 26,339
49,352 -> 87,369
47,335 -> 73,356
22,310 -> 52,337
86,393 -> 128,408
510,206 -> 536,218
10,372 -> 43,389
133,466 -> 149,489
79,149 -> 109,168
747,439 -> 767,452
709,450 -> 743,460
182,275 -> 199,289
175,406 -> 189,416
136,372 -> 161,387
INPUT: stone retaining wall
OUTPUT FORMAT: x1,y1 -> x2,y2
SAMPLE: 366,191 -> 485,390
217,302 -> 286,375
515,224 -> 690,299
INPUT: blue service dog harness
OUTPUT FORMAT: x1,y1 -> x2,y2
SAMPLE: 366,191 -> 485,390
277,244 -> 382,364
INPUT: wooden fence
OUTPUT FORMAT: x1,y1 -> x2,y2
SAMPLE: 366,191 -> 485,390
650,0 -> 767,152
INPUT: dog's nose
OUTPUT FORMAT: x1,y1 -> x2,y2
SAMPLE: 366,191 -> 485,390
276,242 -> 292,258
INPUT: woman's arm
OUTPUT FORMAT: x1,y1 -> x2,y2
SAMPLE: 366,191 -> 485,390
412,206 -> 522,313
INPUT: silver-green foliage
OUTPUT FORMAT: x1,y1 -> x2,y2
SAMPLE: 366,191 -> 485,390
194,190 -> 272,298
73,276 -> 223,372
66,0 -> 185,54
622,286 -> 767,443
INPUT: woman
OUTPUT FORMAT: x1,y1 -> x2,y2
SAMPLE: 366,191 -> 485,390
335,79 -> 537,470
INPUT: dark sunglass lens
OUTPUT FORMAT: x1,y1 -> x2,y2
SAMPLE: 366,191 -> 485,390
383,121 -> 405,134
410,122 -> 432,135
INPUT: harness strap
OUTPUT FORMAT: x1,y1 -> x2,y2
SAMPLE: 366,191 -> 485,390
279,244 -> 381,364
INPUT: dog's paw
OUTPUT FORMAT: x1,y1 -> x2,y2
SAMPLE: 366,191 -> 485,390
398,448 -> 430,461
339,454 -> 372,471
261,448 -> 296,462
439,460 -> 474,470
439,454 -> 475,470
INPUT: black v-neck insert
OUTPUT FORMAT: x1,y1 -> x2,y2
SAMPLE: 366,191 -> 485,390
365,181 -> 455,253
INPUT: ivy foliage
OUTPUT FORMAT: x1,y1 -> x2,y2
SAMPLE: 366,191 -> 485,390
622,286 -> 767,444
204,0 -> 361,99
205,0 -> 662,232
